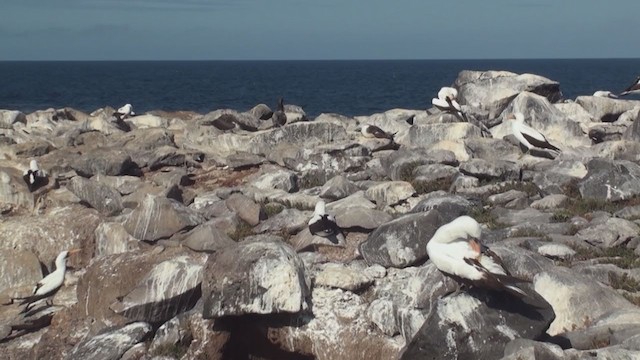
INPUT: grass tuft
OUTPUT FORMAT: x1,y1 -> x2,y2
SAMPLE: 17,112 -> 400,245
264,203 -> 285,218
228,220 -> 256,241
609,272 -> 640,292
411,178 -> 452,195
469,207 -> 506,230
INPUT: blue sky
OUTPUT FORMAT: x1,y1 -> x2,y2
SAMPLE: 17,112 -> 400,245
1,0 -> 639,60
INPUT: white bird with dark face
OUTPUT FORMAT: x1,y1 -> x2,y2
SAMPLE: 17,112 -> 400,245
113,103 -> 134,121
619,76 -> 640,96
426,216 -> 527,298
22,159 -> 47,192
13,249 -> 80,312
308,200 -> 343,243
506,112 -> 560,155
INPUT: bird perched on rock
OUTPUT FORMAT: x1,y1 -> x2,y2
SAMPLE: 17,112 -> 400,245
426,216 -> 528,298
22,159 -> 47,192
272,97 -> 287,127
12,249 -> 81,313
359,124 -> 396,141
308,200 -> 344,244
431,87 -> 468,122
113,103 -> 135,121
619,76 -> 640,97
593,90 -> 618,98
506,112 -> 560,156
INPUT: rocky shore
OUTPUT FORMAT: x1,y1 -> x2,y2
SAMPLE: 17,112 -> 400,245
1,69 -> 640,359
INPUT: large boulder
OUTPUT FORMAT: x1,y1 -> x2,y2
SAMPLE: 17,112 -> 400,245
67,322 -> 152,360
578,159 -> 640,201
202,240 -> 309,318
0,249 -> 42,295
400,288 -> 555,360
454,70 -> 562,118
400,123 -> 482,148
576,96 -> 640,122
359,210 -> 445,268
121,194 -> 205,241
110,255 -> 205,323
66,176 -> 123,216
248,122 -> 348,155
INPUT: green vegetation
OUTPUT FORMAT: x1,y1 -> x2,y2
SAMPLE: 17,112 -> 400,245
229,220 -> 256,241
411,178 -> 452,195
263,203 -> 285,218
469,207 -> 506,230
550,210 -> 572,223
397,162 -> 423,182
608,272 -> 640,292
509,228 -> 552,241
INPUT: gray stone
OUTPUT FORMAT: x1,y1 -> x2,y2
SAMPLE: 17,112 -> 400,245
67,176 -> 123,216
248,103 -> 273,120
623,109 -> 640,142
578,159 -> 640,201
67,322 -> 152,360
0,110 -> 27,128
576,217 -> 640,247
225,151 -> 265,169
110,255 -> 204,323
413,163 -> 460,184
459,158 -> 520,181
0,166 -> 35,210
492,207 -> 552,227
400,287 -> 555,360
0,249 -> 42,295
502,339 -> 565,360
224,192 -> 266,226
364,181 -> 415,208
589,123 -> 629,143
615,205 -> 640,220
366,299 -> 399,336
71,147 -> 139,177
251,168 -> 298,193
576,95 -> 640,122
359,209 -> 444,268
464,137 -> 521,161
319,175 -> 361,200
455,70 -> 562,118
410,192 -> 476,221
181,221 -> 236,253
530,194 -> 568,210
122,194 -> 205,242
333,206 -> 392,230
402,123 -> 483,148
253,208 -> 309,235
248,122 -> 348,155
94,222 -> 141,257
202,240 -> 309,318
487,190 -> 528,206
314,263 -> 373,292
537,243 -> 576,259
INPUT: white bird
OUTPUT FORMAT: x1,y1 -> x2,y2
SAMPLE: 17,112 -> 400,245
14,249 -> 80,312
359,124 -> 396,141
308,200 -> 343,243
620,76 -> 640,96
431,87 -> 468,121
22,159 -> 47,192
593,90 -> 618,98
506,112 -> 560,155
272,97 -> 287,127
426,216 -> 527,298
113,103 -> 134,121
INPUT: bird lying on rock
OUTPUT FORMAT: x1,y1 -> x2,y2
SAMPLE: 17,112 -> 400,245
593,90 -> 618,98
506,112 -> 560,157
359,124 -> 396,141
11,249 -> 81,313
619,75 -> 640,97
426,216 -> 528,298
22,159 -> 47,192
308,200 -> 344,244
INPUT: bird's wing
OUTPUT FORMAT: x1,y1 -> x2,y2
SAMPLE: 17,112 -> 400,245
463,256 -> 528,297
521,131 -> 560,151
620,78 -> 640,95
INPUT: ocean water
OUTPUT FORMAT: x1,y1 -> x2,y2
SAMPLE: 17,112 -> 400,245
0,59 -> 639,117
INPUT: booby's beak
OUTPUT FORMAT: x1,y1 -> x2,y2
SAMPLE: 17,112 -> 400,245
505,113 -> 515,121
68,248 -> 81,255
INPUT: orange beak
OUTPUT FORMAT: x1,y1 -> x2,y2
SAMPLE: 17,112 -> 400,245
68,248 -> 81,255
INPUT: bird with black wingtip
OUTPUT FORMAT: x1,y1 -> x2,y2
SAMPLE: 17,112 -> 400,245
506,112 -> 560,158
9,249 -> 81,313
426,216 -> 529,298
308,200 -> 344,244
619,75 -> 640,97
22,159 -> 48,192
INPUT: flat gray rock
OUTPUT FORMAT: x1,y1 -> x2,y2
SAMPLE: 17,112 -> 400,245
364,181 -> 415,208
181,221 -> 236,253
576,95 -> 640,122
319,174 -> 360,200
67,322 -> 152,360
334,206 -> 392,230
67,176 -> 123,216
225,192 -> 266,226
459,158 -> 520,181
578,159 -> 640,201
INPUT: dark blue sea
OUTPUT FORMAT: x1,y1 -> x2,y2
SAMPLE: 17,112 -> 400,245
1,59 -> 638,117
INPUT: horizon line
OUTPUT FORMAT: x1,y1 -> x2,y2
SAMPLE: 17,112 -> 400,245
1,57 -> 640,62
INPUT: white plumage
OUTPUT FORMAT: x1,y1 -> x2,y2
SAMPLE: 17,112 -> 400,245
114,103 -> 134,121
307,200 -> 344,244
507,112 -> 560,153
431,86 -> 463,113
426,216 -> 526,297
620,76 -> 640,96
593,90 -> 618,98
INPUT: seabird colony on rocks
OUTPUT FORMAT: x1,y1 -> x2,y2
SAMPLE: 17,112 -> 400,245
308,200 -> 344,244
10,249 -> 80,313
22,159 -> 47,192
272,97 -> 287,127
620,76 -> 640,96
426,216 -> 528,298
506,112 -> 560,156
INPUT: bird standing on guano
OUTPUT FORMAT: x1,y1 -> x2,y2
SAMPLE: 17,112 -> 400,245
272,97 -> 287,127
11,249 -> 81,313
426,216 -> 528,298
506,112 -> 560,156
